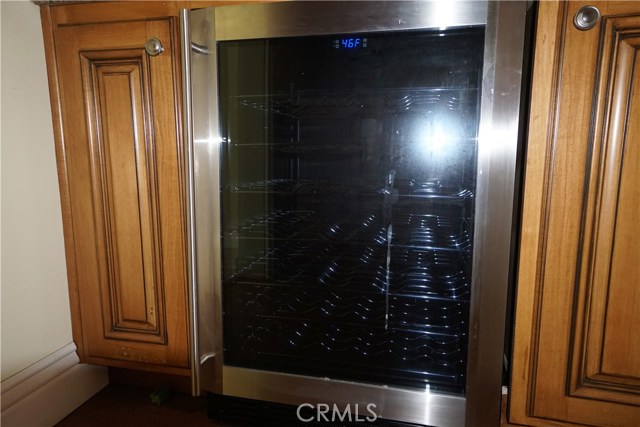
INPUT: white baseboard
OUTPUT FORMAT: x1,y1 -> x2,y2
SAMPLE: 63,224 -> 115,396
1,342 -> 108,427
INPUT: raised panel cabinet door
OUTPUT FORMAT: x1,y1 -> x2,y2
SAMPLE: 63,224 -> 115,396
50,17 -> 189,372
510,1 -> 640,426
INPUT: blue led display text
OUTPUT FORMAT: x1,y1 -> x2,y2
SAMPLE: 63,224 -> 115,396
341,38 -> 361,49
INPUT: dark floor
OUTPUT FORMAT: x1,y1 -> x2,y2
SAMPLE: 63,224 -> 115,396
55,385 -> 240,427
56,384 -> 514,427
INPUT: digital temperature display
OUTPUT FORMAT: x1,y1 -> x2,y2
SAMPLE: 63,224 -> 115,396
333,37 -> 368,49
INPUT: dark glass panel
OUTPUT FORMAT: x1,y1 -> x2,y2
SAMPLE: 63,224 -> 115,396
219,28 -> 484,395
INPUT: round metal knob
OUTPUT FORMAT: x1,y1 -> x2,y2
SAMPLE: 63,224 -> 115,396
574,6 -> 601,31
145,37 -> 164,56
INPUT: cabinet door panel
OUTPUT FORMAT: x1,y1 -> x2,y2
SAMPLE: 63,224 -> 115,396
573,21 -> 640,403
510,2 -> 640,426
81,50 -> 166,343
53,18 -> 188,370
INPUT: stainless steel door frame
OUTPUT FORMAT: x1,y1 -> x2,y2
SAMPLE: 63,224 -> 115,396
182,2 -> 527,426
467,2 -> 528,424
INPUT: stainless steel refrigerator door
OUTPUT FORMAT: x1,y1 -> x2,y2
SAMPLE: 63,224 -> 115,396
182,2 -> 527,426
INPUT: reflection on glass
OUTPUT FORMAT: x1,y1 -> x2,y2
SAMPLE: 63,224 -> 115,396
218,28 -> 484,395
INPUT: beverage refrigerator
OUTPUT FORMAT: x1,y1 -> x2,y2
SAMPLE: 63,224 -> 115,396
180,2 -> 528,426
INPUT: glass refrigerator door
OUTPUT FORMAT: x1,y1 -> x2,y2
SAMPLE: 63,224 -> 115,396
218,28 -> 484,395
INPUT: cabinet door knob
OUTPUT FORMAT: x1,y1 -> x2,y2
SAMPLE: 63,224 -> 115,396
145,37 -> 164,56
574,6 -> 601,31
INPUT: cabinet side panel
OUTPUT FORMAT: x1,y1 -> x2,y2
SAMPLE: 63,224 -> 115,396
508,0 -> 566,423
39,5 -> 87,361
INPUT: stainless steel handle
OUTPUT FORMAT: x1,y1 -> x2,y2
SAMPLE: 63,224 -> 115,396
191,42 -> 210,55
145,37 -> 164,56
179,9 -> 199,396
574,5 -> 601,31
182,6 -> 222,396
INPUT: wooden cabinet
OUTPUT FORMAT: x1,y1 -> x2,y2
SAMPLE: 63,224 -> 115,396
37,0 -> 271,379
509,1 -> 640,425
40,2 -> 189,374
